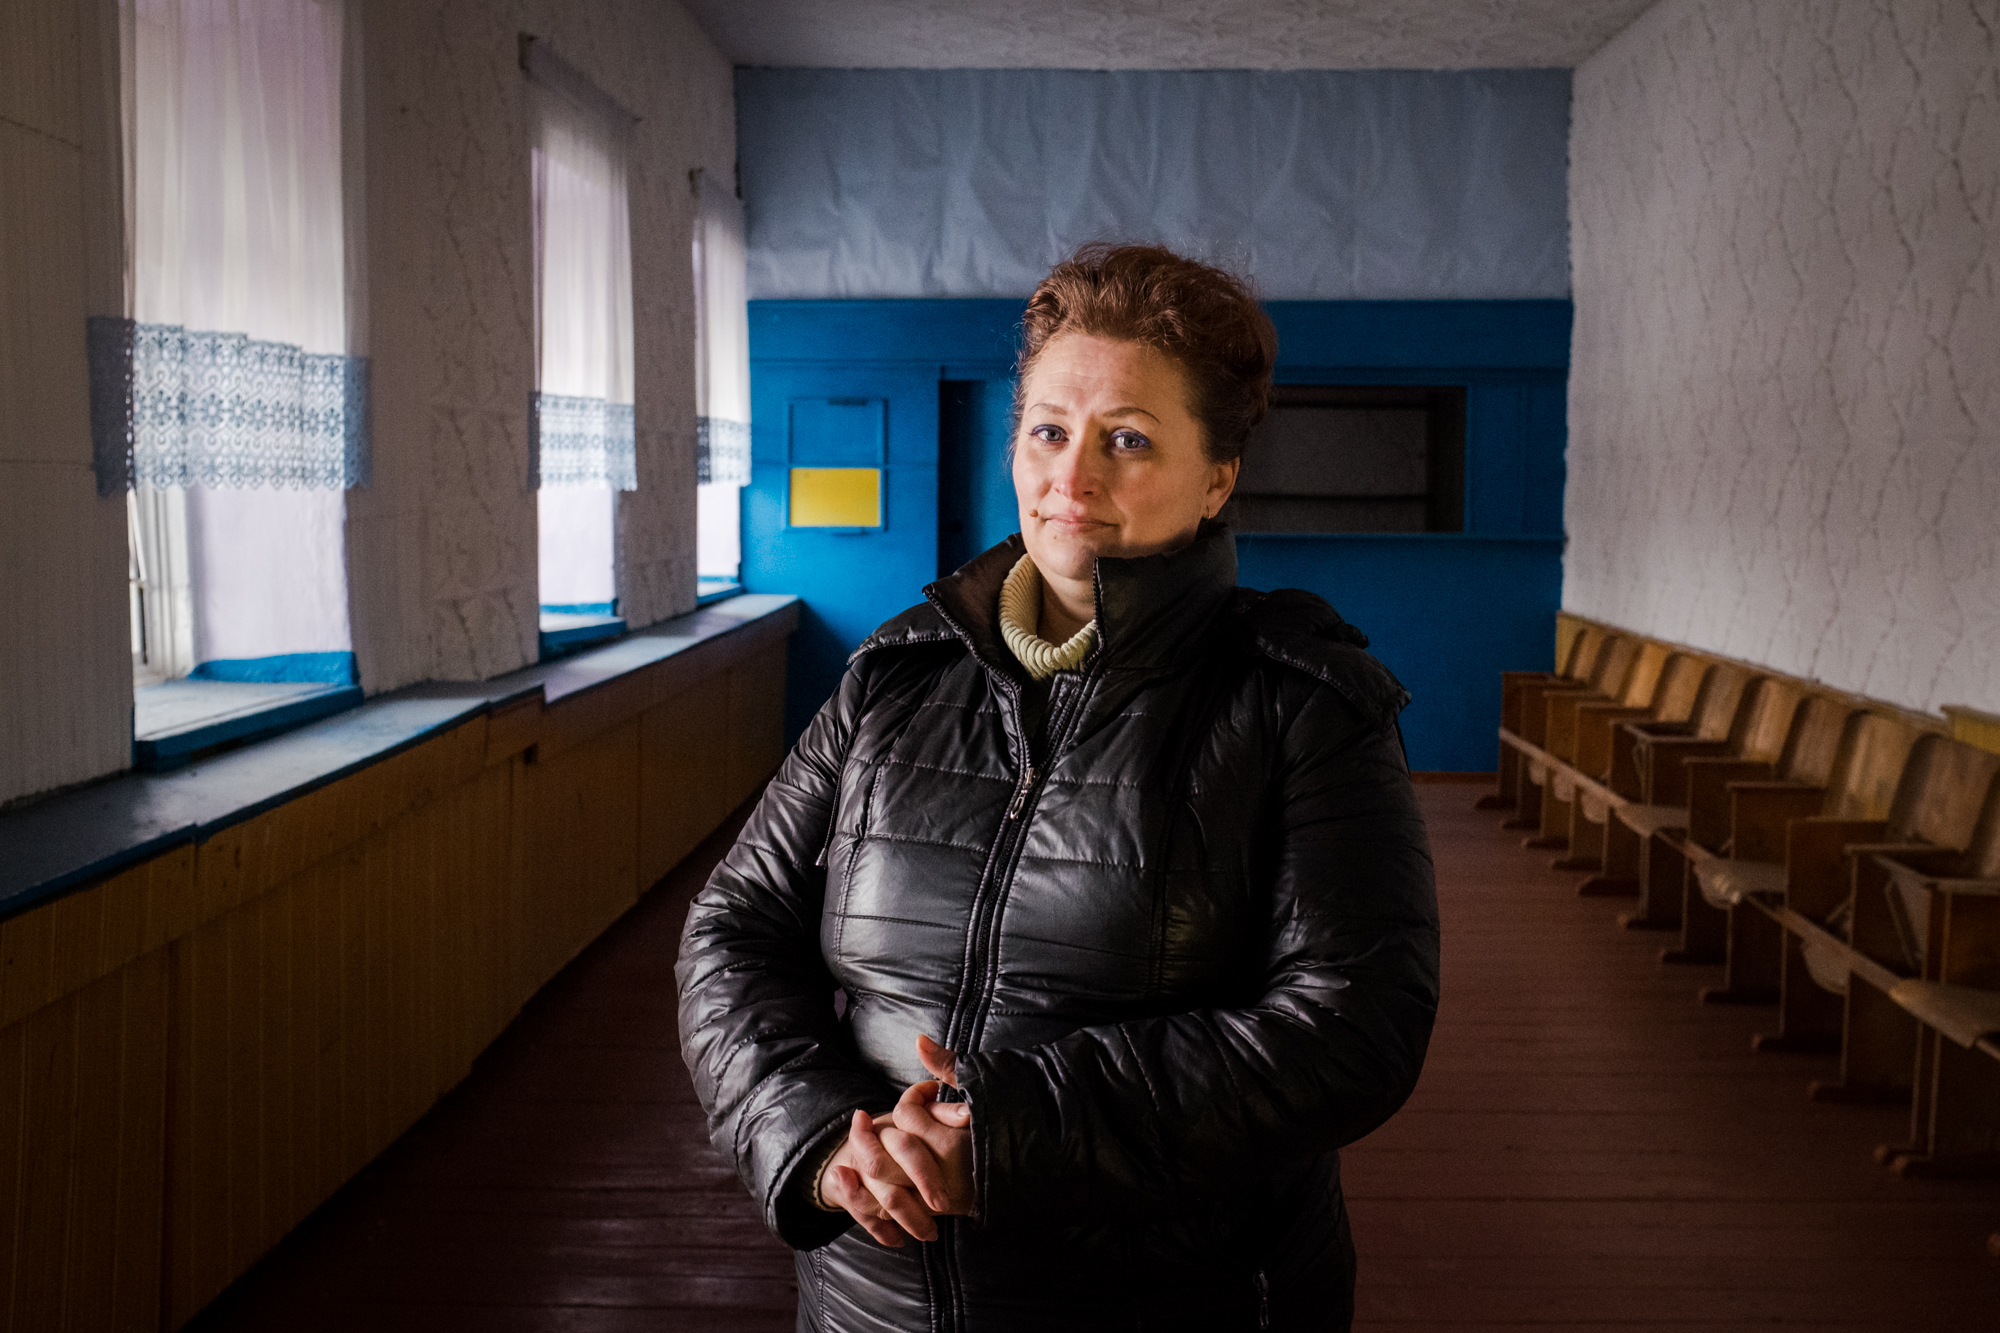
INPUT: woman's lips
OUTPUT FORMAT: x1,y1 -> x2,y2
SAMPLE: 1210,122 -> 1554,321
1042,513 -> 1112,532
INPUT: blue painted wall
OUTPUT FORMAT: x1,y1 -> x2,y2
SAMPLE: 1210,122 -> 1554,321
745,299 -> 1567,769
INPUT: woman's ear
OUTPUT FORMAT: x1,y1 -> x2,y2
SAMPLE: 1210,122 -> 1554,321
1203,457 -> 1241,519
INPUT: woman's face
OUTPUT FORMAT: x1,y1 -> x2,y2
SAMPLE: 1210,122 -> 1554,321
1012,334 -> 1239,587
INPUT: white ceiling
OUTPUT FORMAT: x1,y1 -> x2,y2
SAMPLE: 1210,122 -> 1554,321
679,0 -> 1659,71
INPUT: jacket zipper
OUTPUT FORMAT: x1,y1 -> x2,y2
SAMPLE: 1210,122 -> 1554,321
954,673 -> 1094,1057
1004,763 -> 1037,819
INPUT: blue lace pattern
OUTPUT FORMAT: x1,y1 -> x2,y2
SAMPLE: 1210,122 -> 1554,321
697,416 -> 750,485
88,317 -> 368,494
530,391 -> 638,490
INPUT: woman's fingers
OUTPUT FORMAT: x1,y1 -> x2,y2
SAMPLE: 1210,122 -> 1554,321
915,1033 -> 960,1087
859,1166 -> 938,1242
824,1164 -> 908,1248
882,1086 -> 953,1211
847,1109 -> 938,1241
847,1109 -> 917,1190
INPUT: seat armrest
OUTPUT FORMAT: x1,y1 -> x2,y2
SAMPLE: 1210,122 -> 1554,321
1870,846 -> 1967,879
1543,689 -> 1611,759
1684,758 -> 1776,852
1500,671 -> 1563,730
1575,704 -> 1653,780
1727,782 -> 1828,863
1781,818 -> 1891,919
1635,737 -> 1735,806
1514,680 -> 1593,743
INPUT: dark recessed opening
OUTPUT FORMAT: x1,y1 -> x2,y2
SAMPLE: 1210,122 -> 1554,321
1220,384 -> 1466,534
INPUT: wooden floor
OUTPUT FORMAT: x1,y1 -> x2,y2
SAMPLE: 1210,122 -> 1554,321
190,784 -> 2000,1331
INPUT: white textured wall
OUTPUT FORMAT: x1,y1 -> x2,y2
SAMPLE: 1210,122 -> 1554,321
1566,0 -> 2000,716
352,0 -> 735,691
1,0 -> 731,803
0,0 -> 133,807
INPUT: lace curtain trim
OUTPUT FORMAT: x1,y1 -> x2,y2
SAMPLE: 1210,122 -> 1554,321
698,416 -> 750,486
531,391 -> 638,490
89,317 -> 369,495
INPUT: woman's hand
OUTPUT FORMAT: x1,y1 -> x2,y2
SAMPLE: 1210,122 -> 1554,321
818,1108 -> 938,1245
816,1036 -> 975,1245
896,1035 -> 974,1215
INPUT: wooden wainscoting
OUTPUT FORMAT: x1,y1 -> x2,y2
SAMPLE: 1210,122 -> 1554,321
0,602 -> 794,1331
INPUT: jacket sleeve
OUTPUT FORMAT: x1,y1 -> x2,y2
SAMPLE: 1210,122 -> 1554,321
676,661 -> 892,1251
954,681 -> 1440,1227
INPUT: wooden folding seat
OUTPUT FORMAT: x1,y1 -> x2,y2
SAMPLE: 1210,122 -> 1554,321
1482,625 -> 1619,815
1680,708 -> 1929,1007
1654,692 -> 1858,969
1504,637 -> 1658,849
1590,672 -> 1798,930
1746,734 -> 2000,1055
1544,652 -> 1716,889
1819,773 -> 2000,1180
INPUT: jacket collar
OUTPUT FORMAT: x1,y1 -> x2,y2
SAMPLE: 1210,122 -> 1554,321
924,521 -> 1239,685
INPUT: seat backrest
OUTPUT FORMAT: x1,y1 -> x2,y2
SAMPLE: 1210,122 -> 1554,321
1690,664 -> 1756,741
1559,626 -> 1603,680
1733,677 -> 1806,763
1774,694 -> 1856,784
1647,655 -> 1711,723
1886,734 -> 2000,847
1588,636 -> 1640,697
1959,779 -> 2000,880
1821,712 -> 1925,820
1620,642 -> 1675,707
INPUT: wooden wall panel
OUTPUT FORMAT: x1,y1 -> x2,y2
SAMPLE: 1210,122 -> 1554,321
515,721 -> 642,998
0,612 -> 792,1331
166,762 -> 516,1328
0,843 -> 192,1033
637,670 -> 731,890
726,643 -> 789,809
0,950 -> 169,1332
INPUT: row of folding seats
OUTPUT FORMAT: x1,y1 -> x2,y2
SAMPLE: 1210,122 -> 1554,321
1480,618 -> 2000,1184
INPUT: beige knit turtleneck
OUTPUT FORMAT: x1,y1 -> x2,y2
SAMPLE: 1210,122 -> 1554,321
998,555 -> 1096,681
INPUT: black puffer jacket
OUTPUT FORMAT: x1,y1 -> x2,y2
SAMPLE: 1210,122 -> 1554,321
678,525 -> 1439,1332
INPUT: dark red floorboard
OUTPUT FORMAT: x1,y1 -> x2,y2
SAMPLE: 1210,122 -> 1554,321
188,786 -> 2000,1330
1341,789 -> 2000,1329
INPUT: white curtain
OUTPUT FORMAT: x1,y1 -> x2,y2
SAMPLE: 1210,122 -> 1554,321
121,0 -> 359,677
694,168 -> 749,581
531,73 -> 634,612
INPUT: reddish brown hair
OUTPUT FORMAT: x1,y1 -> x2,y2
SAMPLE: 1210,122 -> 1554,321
1015,243 -> 1277,463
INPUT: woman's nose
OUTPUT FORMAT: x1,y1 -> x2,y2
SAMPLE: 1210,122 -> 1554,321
1049,440 -> 1099,497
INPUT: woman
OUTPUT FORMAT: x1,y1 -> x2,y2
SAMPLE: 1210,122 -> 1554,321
678,244 -> 1439,1331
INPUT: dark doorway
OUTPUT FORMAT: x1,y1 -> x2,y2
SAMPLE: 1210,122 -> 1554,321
1219,384 -> 1467,534
937,379 -> 1020,577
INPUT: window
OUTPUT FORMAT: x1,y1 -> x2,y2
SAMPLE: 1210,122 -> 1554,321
1219,385 -> 1466,534
526,40 -> 636,654
693,167 -> 750,597
97,0 -> 368,762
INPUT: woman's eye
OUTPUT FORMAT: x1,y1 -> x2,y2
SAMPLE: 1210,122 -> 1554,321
1110,430 -> 1152,452
1029,424 -> 1065,444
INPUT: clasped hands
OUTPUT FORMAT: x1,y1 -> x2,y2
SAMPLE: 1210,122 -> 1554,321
817,1033 -> 974,1247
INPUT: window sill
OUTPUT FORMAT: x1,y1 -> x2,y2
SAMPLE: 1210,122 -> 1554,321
0,593 -> 801,925
539,610 -> 628,660
134,679 -> 364,770
697,578 -> 744,605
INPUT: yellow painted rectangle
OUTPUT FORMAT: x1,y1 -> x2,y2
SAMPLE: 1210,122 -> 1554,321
790,467 -> 881,528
